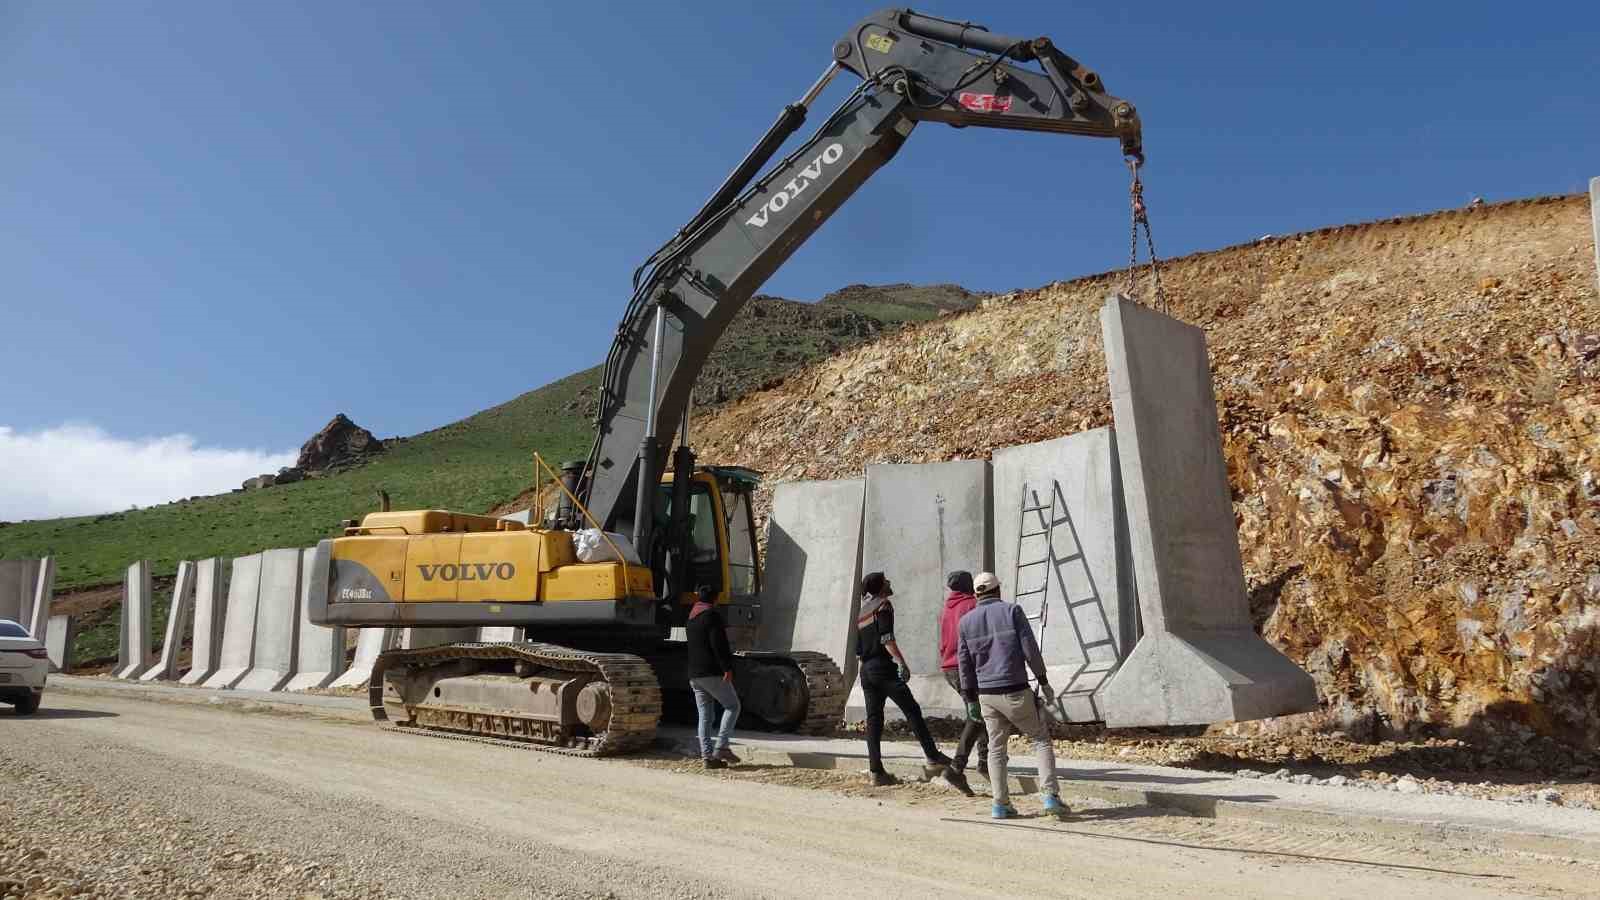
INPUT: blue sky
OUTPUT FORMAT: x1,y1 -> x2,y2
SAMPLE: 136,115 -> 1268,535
2,1 -> 1597,517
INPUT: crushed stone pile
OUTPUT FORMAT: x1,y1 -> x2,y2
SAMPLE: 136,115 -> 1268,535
696,195 -> 1600,748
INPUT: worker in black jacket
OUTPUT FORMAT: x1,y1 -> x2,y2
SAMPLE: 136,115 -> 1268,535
855,571 -> 969,793
686,585 -> 742,769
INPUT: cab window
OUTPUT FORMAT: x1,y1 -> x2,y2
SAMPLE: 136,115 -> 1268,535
723,488 -> 758,598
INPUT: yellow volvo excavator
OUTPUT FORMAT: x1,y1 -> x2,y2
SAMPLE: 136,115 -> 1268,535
308,7 -> 1143,756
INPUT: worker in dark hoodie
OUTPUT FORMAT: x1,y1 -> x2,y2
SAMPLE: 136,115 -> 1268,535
938,570 -> 988,781
686,585 -> 741,769
855,571 -> 971,793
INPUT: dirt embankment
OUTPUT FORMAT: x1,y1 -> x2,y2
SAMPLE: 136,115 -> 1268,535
695,195 -> 1600,747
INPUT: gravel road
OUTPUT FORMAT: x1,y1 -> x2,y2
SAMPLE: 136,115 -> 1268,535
1,686 -> 1591,899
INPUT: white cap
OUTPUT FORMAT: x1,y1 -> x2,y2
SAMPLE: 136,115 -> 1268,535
973,571 -> 1001,596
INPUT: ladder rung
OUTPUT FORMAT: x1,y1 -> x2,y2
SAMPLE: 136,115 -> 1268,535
1019,530 -> 1051,539
1015,587 -> 1047,596
1067,597 -> 1102,607
1019,504 -> 1053,513
1017,560 -> 1049,568
1078,640 -> 1116,649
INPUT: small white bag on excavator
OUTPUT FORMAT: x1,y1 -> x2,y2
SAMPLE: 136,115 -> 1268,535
574,529 -> 643,565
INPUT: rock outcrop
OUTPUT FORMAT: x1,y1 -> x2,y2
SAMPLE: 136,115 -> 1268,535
296,414 -> 385,473
696,195 -> 1600,747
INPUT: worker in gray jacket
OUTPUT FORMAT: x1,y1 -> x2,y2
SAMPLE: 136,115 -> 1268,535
956,571 -> 1067,819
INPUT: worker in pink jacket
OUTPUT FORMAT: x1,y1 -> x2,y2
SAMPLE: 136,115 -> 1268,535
938,571 -> 988,781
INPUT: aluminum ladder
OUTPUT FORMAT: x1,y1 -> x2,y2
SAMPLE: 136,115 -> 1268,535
1012,479 -> 1121,722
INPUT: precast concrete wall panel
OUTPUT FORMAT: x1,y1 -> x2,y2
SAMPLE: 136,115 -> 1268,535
235,548 -> 303,692
25,557 -> 55,639
179,559 -> 228,685
45,614 -> 75,672
331,628 -> 397,689
1096,294 -> 1317,726
756,478 -> 865,688
992,429 -> 1133,722
204,554 -> 263,689
0,559 -> 39,626
115,560 -> 155,679
1591,177 -> 1599,292
286,548 -> 346,691
850,460 -> 992,720
140,561 -> 196,682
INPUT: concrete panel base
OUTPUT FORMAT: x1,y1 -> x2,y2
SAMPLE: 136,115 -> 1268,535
140,561 -> 196,682
0,559 -> 39,627
331,628 -> 397,688
756,478 -> 865,688
1097,294 -> 1317,726
236,548 -> 303,692
204,554 -> 263,689
848,460 -> 992,720
25,557 -> 55,640
286,548 -> 346,691
45,614 -> 75,672
992,429 -> 1133,723
477,626 -> 524,642
115,560 -> 155,679
179,559 -> 228,685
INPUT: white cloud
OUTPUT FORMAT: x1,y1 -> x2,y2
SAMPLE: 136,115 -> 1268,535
0,423 -> 297,521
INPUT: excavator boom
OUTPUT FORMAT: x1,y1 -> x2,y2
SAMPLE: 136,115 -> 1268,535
578,7 -> 1141,569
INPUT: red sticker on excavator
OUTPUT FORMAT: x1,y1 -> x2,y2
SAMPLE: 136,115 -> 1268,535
958,92 -> 1012,113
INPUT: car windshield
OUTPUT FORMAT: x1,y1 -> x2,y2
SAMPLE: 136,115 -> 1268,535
0,621 -> 28,638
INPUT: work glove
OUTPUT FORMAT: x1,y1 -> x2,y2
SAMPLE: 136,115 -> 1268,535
966,701 -> 983,722
897,662 -> 912,684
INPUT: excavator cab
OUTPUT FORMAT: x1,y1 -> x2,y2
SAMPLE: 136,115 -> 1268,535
655,467 -> 762,628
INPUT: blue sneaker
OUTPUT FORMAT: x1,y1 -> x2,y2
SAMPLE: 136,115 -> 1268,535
1041,794 -> 1069,818
991,802 -> 1019,820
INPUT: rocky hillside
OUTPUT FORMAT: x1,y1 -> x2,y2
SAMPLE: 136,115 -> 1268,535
819,282 -> 987,323
695,195 -> 1600,747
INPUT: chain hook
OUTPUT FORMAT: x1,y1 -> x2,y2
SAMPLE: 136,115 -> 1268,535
1123,156 -> 1168,314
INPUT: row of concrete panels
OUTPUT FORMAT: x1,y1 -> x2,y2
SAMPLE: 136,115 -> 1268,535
757,295 -> 1318,728
109,549 -> 519,692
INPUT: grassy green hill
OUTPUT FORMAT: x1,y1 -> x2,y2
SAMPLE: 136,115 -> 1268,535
0,287 -> 976,596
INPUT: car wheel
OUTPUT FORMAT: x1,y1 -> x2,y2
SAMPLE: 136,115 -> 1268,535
14,692 -> 40,715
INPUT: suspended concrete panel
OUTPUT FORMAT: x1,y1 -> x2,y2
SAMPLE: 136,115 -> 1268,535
114,560 -> 155,679
1096,294 -> 1317,726
180,559 -> 229,685
756,478 -> 865,688
992,429 -> 1135,723
204,554 -> 263,689
849,459 -> 992,720
25,557 -> 55,640
331,627 -> 397,689
286,548 -> 346,691
140,561 -> 196,682
236,548 -> 304,692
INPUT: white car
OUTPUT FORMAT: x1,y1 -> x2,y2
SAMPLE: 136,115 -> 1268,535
0,618 -> 47,715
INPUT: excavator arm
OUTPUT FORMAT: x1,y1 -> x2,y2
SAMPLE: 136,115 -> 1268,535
574,8 -> 1142,580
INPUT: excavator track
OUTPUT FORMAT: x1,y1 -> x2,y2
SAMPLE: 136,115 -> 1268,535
368,642 -> 661,758
746,649 -> 848,735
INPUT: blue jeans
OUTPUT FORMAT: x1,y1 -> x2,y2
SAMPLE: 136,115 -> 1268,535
691,675 -> 741,757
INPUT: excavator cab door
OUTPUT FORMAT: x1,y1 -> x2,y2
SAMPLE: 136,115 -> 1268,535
655,468 -> 762,630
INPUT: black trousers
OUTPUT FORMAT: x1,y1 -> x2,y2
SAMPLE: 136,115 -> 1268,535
942,669 -> 988,771
860,662 -> 944,773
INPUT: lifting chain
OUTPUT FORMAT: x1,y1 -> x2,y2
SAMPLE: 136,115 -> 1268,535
1124,157 -> 1169,314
